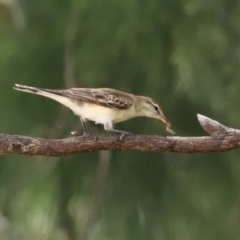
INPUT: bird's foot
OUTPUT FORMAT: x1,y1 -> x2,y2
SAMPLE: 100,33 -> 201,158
83,131 -> 89,136
119,132 -> 132,141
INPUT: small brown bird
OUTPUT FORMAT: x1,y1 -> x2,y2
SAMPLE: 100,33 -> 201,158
13,84 -> 175,136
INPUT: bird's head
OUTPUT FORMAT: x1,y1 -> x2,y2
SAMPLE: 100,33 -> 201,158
139,96 -> 175,135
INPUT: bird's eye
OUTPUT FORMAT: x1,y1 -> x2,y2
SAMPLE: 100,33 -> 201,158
154,106 -> 159,111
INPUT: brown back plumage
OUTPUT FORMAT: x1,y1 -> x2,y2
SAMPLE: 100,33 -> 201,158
60,88 -> 133,109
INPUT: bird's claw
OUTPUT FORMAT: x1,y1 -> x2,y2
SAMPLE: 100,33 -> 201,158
119,132 -> 132,141
82,131 -> 89,136
119,133 -> 126,141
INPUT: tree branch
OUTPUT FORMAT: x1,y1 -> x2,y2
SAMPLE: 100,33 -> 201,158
1,114 -> 240,156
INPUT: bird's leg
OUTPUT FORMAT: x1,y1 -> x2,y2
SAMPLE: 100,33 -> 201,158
104,122 -> 131,134
71,117 -> 89,136
80,117 -> 89,135
104,122 -> 132,140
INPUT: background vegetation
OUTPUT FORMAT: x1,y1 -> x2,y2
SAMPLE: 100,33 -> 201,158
0,0 -> 240,239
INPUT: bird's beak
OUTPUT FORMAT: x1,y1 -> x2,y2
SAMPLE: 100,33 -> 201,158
158,113 -> 167,124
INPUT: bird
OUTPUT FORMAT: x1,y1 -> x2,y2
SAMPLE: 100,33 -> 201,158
13,84 -> 175,136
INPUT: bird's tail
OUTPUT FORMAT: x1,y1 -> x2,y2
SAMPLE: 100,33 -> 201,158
13,84 -> 67,104
14,83 -> 81,113
13,84 -> 45,94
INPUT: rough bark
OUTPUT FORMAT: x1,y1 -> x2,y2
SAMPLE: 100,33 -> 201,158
0,114 -> 240,156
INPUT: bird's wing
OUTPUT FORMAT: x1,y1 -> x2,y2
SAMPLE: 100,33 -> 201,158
14,84 -> 133,109
63,88 -> 133,109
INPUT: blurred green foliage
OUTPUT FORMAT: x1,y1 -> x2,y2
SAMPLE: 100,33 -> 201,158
0,0 -> 240,239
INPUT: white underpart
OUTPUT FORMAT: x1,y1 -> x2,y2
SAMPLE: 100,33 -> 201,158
73,103 -> 114,125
